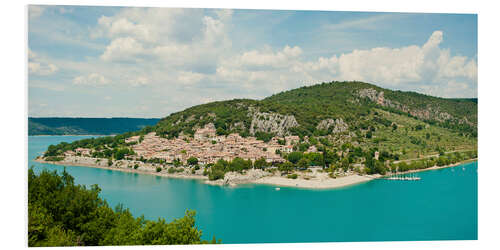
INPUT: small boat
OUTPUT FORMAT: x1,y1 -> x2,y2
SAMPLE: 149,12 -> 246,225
275,187 -> 280,191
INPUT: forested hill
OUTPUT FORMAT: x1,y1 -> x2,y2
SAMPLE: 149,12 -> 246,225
44,81 -> 477,161
151,81 -> 477,140
29,117 -> 160,135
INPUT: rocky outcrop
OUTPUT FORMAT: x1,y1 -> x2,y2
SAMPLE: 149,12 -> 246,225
248,108 -> 298,136
316,118 -> 349,133
230,121 -> 245,130
208,169 -> 272,186
358,88 -> 454,123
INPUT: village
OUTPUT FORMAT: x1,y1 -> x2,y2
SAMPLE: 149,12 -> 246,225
124,123 -> 309,165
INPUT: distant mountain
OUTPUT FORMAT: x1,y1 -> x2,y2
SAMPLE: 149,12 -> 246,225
448,98 -> 478,104
28,117 -> 160,136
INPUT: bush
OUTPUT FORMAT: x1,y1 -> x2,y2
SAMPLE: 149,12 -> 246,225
167,167 -> 176,174
208,168 -> 225,181
45,156 -> 65,162
133,164 -> 139,169
187,157 -> 198,166
287,173 -> 298,179
156,167 -> 162,172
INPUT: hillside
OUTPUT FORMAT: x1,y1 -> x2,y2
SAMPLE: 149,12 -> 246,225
29,117 -> 160,135
43,81 -> 477,163
152,81 -> 477,138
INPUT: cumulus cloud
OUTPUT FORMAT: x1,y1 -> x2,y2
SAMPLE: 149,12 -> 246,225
28,49 -> 59,76
95,8 -> 233,72
100,37 -> 146,62
331,30 -> 477,95
213,30 -> 477,98
224,45 -> 302,70
73,73 -> 110,86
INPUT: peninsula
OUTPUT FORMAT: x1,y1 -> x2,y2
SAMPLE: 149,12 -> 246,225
36,81 -> 478,189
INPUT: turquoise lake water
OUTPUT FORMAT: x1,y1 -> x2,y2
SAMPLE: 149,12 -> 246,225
28,135 -> 477,243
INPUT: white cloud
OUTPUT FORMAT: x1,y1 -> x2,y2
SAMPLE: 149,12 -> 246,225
95,8 -> 233,71
28,49 -> 59,76
213,30 -> 477,98
224,45 -> 302,70
324,14 -> 395,31
100,37 -> 146,62
331,30 -> 477,94
73,73 -> 110,86
29,5 -> 45,19
129,76 -> 149,87
177,71 -> 205,84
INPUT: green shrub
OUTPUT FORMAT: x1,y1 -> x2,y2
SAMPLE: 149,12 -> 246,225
133,164 -> 139,169
168,167 -> 176,174
156,167 -> 162,172
287,173 -> 298,179
45,156 -> 65,162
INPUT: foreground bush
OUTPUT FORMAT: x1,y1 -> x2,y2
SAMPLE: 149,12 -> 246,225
28,168 -> 220,246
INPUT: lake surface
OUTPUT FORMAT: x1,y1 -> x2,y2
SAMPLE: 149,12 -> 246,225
28,135 -> 478,243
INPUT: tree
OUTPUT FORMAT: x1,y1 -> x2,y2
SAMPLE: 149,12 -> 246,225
28,168 -> 218,246
341,158 -> 350,172
278,162 -> 294,174
187,157 -> 198,166
365,131 -> 372,139
173,158 -> 181,167
287,152 -> 303,164
297,158 -> 309,170
253,157 -> 268,170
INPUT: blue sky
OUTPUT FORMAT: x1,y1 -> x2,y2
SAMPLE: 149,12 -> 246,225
28,5 -> 477,118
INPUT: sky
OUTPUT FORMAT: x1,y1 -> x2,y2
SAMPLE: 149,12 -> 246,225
28,5 -> 478,118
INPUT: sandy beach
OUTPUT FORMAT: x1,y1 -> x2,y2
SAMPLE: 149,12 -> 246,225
253,174 -> 375,189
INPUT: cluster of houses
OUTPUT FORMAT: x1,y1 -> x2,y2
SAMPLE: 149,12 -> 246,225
125,124 -> 302,165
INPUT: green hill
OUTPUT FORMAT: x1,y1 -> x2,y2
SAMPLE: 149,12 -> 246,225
43,81 -> 477,161
152,81 -> 477,138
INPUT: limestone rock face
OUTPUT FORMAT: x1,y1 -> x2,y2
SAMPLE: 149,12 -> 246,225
316,118 -> 349,133
358,88 -> 454,123
248,108 -> 299,136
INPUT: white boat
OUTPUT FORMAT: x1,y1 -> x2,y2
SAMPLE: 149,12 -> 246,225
275,187 -> 280,191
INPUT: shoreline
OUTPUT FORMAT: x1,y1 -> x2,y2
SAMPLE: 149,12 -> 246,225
33,157 -> 477,190
34,158 -> 208,181
29,134 -> 114,137
381,158 -> 478,177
